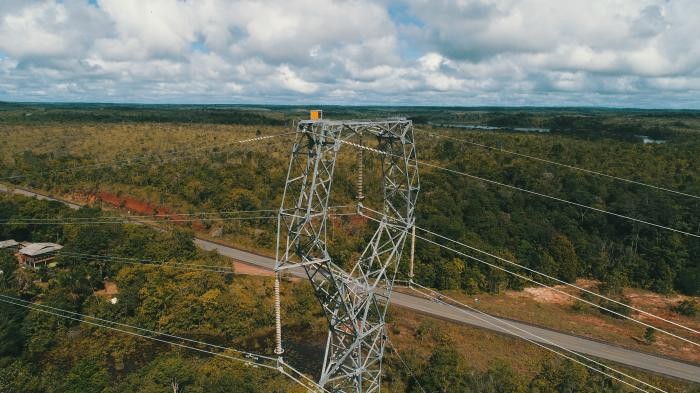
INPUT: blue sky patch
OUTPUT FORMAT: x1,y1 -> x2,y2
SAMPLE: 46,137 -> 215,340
388,2 -> 423,27
191,38 -> 208,53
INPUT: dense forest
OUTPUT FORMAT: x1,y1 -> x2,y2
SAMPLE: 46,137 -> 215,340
1,104 -> 699,391
0,195 -> 301,391
1,194 -> 693,392
1,104 -> 698,300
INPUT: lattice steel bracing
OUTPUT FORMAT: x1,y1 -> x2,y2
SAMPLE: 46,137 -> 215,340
275,119 -> 419,393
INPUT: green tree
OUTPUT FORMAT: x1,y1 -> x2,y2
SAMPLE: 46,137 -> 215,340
534,250 -> 557,281
462,265 -> 486,294
63,357 -> 110,393
548,234 -> 579,283
644,327 -> 656,345
529,359 -> 590,393
436,258 -> 464,290
483,361 -> 525,392
416,345 -> 469,393
487,266 -> 508,294
0,251 -> 17,289
676,267 -> 700,296
226,188 -> 261,211
0,295 -> 27,356
23,289 -> 77,355
0,360 -> 44,393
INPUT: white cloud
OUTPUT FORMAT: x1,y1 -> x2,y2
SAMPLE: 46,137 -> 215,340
0,3 -> 68,58
275,65 -> 318,94
0,0 -> 698,107
419,53 -> 444,72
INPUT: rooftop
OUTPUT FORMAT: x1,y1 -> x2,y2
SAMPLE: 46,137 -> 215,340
19,242 -> 63,256
0,239 -> 19,249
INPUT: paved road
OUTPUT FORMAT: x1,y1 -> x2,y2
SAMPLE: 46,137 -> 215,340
196,238 -> 700,383
0,184 -> 82,210
4,185 -> 700,383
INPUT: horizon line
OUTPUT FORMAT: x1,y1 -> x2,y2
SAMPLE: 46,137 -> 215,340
2,100 -> 700,112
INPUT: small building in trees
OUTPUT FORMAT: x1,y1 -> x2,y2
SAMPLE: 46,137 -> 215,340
0,239 -> 20,252
17,242 -> 63,269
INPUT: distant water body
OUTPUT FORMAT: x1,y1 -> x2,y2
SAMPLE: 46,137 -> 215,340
430,123 -> 550,133
637,135 -> 667,144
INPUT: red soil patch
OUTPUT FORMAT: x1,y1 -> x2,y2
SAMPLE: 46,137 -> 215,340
74,190 -> 205,231
69,192 -> 98,205
97,191 -> 162,216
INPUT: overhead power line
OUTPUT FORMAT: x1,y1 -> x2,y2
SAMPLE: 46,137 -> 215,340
0,216 -> 277,225
61,213 -> 700,347
1,205 -> 355,223
414,232 -> 700,348
0,296 -> 274,365
0,206 -> 355,225
418,159 -> 698,238
337,137 -> 699,238
413,223 -> 700,337
0,294 -> 327,392
419,129 -> 700,200
56,251 -> 235,273
386,339 -> 426,393
1,212 -> 357,225
1,209 -> 280,221
0,131 -> 295,181
0,293 -> 269,359
360,207 -> 700,348
407,283 -> 666,393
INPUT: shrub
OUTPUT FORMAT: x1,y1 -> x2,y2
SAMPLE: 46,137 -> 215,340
643,327 -> 656,345
598,296 -> 632,319
671,299 -> 697,317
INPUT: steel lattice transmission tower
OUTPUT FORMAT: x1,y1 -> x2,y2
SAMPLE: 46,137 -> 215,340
274,116 -> 419,392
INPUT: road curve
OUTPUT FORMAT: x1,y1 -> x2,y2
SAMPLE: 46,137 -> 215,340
4,185 -> 700,383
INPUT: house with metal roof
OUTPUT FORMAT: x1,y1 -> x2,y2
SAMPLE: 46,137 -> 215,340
0,239 -> 20,251
18,242 -> 63,269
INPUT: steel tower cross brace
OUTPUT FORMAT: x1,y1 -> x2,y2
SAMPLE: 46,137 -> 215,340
275,118 -> 419,393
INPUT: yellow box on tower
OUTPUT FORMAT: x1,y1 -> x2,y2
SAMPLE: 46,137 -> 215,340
310,109 -> 322,121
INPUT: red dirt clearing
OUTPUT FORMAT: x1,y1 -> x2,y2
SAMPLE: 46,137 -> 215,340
72,190 -> 205,231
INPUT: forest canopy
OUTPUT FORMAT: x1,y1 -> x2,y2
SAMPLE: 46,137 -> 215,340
1,101 -> 699,392
2,104 -> 698,297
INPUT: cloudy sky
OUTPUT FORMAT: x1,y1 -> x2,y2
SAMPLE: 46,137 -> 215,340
1,0 -> 699,108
